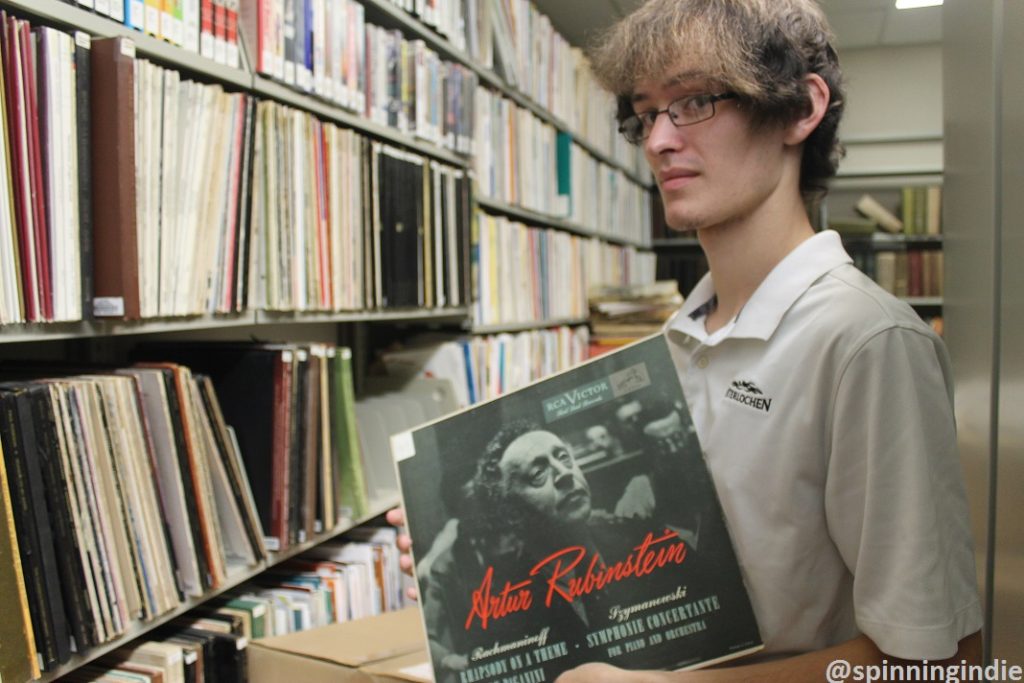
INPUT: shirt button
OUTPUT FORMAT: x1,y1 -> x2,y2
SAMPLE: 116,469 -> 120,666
696,356 -> 709,369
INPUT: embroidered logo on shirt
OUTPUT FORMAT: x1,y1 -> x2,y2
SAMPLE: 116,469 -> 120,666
725,380 -> 773,413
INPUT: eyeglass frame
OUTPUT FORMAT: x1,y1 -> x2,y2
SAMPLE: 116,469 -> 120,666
618,92 -> 739,145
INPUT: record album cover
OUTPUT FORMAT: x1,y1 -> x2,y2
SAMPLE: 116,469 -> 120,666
392,335 -> 761,683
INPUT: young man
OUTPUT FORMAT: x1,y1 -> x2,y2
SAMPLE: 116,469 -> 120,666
392,0 -> 982,679
551,0 -> 981,680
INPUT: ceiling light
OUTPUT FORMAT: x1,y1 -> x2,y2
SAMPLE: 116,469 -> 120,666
895,0 -> 943,8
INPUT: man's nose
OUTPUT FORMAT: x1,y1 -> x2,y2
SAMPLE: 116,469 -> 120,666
553,461 -> 575,488
646,110 -> 685,155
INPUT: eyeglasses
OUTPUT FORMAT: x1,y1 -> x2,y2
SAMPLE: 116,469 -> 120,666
619,92 -> 738,145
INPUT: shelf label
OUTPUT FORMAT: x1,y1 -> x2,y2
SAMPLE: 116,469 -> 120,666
93,297 -> 125,317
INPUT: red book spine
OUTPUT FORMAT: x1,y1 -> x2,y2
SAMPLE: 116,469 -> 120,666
218,98 -> 243,313
200,0 -> 213,58
213,0 -> 226,58
4,20 -> 38,321
270,351 -> 293,550
256,0 -> 267,73
23,23 -> 53,321
225,0 -> 238,65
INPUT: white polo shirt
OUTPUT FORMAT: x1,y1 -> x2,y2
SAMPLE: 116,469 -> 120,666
665,231 -> 982,659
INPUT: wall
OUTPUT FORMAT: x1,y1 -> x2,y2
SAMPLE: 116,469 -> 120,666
837,44 -> 943,176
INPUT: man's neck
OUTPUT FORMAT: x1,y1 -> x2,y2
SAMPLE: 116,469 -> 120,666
694,195 -> 815,334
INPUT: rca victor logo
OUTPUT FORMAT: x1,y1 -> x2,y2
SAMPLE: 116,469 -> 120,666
725,380 -> 772,413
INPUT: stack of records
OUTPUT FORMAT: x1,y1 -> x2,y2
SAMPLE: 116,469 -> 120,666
588,281 -> 683,355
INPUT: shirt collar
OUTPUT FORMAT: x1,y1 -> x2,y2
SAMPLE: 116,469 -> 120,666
667,230 -> 853,343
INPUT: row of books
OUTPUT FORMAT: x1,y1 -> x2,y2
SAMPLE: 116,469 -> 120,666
0,18 -> 88,324
251,101 -> 470,313
60,619 -> 250,683
584,238 -> 658,299
58,0 -> 241,67
380,325 -> 591,407
0,14 -> 647,325
472,211 -> 656,327
853,185 -> 942,236
571,61 -> 648,176
850,246 -> 945,299
132,343 -> 372,550
48,530 -> 408,683
473,86 -> 651,242
0,363 -> 268,676
562,135 -> 653,245
0,20 -> 480,322
133,59 -> 254,318
390,0 -> 646,175
0,340 -> 468,680
473,212 -> 588,326
61,0 -> 647,179
239,0 -> 478,154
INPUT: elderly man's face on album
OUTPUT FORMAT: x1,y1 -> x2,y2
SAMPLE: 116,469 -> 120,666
497,430 -> 592,525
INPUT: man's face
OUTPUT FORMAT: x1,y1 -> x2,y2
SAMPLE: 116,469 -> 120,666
587,425 -> 613,449
632,72 -> 792,233
498,430 -> 592,525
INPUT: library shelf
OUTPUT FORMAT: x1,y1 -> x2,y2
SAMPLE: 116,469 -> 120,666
0,309 -> 472,344
35,496 -> 401,683
359,0 -> 650,187
902,297 -> 943,307
252,76 -> 469,167
254,307 -> 471,325
3,0 -> 251,88
0,313 -> 258,344
468,317 -> 590,335
476,195 -> 652,250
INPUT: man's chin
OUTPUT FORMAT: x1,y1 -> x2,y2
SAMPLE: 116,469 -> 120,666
665,215 -> 704,234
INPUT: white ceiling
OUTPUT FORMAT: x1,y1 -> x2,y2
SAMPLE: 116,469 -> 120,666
534,0 -> 943,52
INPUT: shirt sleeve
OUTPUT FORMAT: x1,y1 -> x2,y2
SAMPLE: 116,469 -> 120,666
824,324 -> 983,660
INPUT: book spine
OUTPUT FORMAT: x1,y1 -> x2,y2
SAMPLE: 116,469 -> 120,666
282,0 -> 295,85
90,37 -> 140,319
183,0 -> 200,53
212,0 -> 226,64
199,0 -> 215,60
29,386 -> 96,651
270,351 -> 292,550
74,32 -> 93,321
127,0 -> 146,31
224,0 -> 239,68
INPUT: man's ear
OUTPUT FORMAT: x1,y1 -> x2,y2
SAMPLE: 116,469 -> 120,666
784,73 -> 830,146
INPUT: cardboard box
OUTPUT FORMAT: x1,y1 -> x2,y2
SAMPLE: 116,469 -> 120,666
248,607 -> 433,683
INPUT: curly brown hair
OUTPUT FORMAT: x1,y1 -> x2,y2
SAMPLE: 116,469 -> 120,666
588,0 -> 845,200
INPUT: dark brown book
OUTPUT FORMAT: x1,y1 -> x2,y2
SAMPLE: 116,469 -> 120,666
90,37 -> 139,319
301,350 -> 321,538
